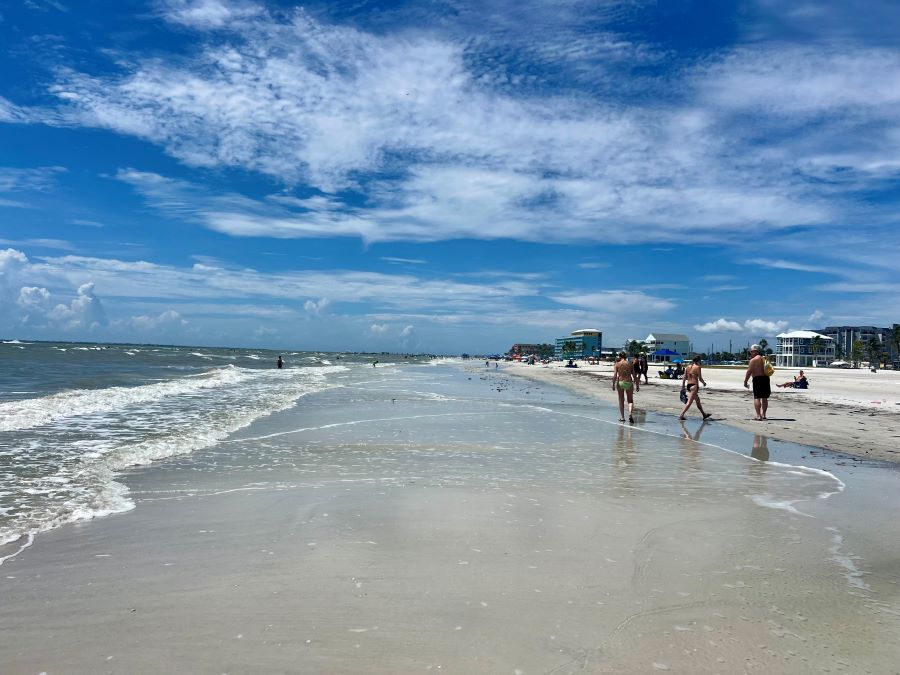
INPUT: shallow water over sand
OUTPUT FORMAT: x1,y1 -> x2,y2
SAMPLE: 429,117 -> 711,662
2,361 -> 899,672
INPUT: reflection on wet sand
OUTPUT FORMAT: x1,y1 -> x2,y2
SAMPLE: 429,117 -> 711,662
611,423 -> 638,497
751,433 -> 770,462
678,419 -> 707,474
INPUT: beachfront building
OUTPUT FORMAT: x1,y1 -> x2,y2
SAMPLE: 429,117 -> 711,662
554,329 -> 602,360
508,343 -> 546,359
641,333 -> 690,361
812,325 -> 900,363
775,330 -> 835,368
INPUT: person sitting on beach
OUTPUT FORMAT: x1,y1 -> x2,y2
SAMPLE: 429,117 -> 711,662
664,365 -> 675,379
679,355 -> 712,421
612,351 -> 640,423
777,370 -> 808,389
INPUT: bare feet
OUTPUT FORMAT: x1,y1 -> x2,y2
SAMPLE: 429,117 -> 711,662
629,415 -> 634,424
702,413 -> 712,420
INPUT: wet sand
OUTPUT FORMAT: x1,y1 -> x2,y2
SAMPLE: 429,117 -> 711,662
504,361 -> 900,463
2,362 -> 899,673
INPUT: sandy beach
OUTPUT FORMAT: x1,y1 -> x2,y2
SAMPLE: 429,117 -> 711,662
2,360 -> 900,673
503,361 -> 900,464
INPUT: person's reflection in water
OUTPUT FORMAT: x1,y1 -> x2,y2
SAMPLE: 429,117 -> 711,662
611,423 -> 638,499
751,434 -> 769,462
678,419 -> 708,475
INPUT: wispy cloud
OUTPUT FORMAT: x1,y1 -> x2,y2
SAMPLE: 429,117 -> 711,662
22,4 -> 884,245
381,256 -> 427,265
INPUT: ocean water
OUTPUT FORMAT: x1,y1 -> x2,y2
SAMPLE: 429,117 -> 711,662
0,340 -> 421,555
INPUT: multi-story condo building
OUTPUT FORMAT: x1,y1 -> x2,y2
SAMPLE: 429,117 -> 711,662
775,330 -> 835,368
554,329 -> 602,360
812,325 -> 900,362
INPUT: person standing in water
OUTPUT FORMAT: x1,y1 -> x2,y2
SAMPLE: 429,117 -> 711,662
743,344 -> 770,420
277,355 -> 283,369
679,355 -> 712,420
612,351 -> 640,423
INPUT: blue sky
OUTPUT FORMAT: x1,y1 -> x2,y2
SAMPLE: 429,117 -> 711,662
2,0 -> 899,353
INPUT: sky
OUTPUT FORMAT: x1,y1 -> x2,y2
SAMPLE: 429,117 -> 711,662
1,0 -> 899,354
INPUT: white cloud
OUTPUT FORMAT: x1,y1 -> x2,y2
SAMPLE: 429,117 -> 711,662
748,258 -> 833,274
695,318 -> 743,333
160,0 -> 261,29
551,290 -> 676,314
47,282 -> 108,330
303,297 -> 330,314
399,324 -> 414,337
369,323 -> 388,335
743,318 -> 789,334
807,309 -> 825,324
694,317 -> 789,334
32,7 -> 867,244
122,309 -> 187,332
17,286 -> 51,309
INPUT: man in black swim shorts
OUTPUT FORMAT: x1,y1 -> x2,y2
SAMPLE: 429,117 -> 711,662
743,344 -> 770,420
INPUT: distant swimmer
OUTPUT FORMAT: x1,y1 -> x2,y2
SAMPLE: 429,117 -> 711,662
277,355 -> 284,369
612,351 -> 640,423
373,360 -> 379,368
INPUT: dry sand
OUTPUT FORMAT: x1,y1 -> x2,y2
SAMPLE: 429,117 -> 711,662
505,361 -> 900,463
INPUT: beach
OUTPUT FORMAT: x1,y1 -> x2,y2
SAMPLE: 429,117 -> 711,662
2,355 -> 900,673
504,360 -> 900,464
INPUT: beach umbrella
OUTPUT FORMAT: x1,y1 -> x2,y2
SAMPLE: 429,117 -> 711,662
671,357 -> 684,363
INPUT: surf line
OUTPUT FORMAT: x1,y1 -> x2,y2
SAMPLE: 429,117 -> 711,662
226,410 -> 527,443
0,532 -> 35,567
522,403 -> 846,507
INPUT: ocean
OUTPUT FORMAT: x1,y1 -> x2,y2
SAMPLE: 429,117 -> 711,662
0,340 -> 427,557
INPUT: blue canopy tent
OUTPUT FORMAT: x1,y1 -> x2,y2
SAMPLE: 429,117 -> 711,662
652,348 -> 679,363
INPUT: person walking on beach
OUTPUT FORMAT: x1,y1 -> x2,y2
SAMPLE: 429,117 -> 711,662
679,355 -> 712,420
743,344 -> 770,420
638,354 -> 649,384
612,351 -> 640,423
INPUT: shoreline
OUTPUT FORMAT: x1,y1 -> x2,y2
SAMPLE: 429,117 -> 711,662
501,361 -> 900,464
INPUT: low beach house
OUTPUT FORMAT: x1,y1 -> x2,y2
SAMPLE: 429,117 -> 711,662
642,333 -> 690,361
775,330 -> 835,368
554,329 -> 602,360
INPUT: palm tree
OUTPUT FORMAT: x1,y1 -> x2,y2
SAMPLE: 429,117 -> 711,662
561,340 -> 577,360
867,336 -> 882,368
834,342 -> 844,361
891,325 -> 900,363
758,338 -> 768,354
851,339 -> 866,368
809,335 -> 825,365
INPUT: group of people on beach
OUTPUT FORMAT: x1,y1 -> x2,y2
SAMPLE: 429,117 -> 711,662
612,343 -> 774,423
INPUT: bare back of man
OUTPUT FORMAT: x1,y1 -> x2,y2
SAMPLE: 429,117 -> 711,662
743,347 -> 770,420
